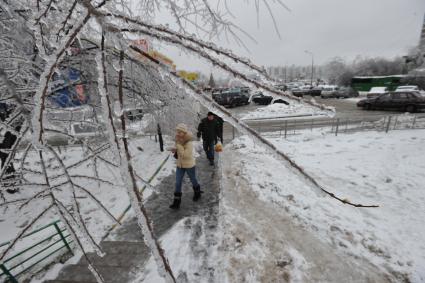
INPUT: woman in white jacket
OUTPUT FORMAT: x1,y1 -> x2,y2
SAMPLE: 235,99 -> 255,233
169,123 -> 201,209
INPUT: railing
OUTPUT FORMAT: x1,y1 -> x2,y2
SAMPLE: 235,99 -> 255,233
0,220 -> 73,283
243,114 -> 425,138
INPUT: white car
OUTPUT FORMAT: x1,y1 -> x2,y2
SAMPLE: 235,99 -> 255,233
395,85 -> 420,92
367,87 -> 388,98
320,85 -> 339,98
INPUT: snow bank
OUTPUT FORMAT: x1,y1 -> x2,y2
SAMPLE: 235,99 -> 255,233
242,102 -> 332,120
225,130 -> 425,282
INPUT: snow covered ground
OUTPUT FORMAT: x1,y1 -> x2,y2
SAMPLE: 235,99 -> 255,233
241,101 -> 332,120
134,128 -> 424,282
0,136 -> 174,279
219,129 -> 425,282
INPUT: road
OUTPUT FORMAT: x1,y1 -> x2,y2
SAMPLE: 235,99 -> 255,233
222,96 -> 403,137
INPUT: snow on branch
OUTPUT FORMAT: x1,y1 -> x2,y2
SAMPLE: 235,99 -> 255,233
31,10 -> 92,148
116,23 -> 331,112
106,12 -> 270,78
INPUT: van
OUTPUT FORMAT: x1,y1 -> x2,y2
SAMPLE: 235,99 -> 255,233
320,86 -> 339,98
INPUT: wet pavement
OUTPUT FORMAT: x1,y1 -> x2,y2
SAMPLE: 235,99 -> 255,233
45,154 -> 220,283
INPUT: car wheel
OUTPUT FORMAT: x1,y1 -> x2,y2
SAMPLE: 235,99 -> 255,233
364,104 -> 372,110
406,105 -> 416,113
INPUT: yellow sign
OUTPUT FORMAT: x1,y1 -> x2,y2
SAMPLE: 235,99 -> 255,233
177,70 -> 199,82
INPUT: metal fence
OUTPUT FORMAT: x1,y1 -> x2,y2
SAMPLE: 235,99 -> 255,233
244,114 -> 425,138
0,220 -> 73,283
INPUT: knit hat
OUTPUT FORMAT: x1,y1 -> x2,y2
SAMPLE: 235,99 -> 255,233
207,111 -> 214,116
176,123 -> 189,133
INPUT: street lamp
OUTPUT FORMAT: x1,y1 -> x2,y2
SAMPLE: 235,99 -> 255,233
304,50 -> 314,86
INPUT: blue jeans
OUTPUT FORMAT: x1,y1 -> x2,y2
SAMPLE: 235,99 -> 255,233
203,140 -> 215,161
175,167 -> 199,193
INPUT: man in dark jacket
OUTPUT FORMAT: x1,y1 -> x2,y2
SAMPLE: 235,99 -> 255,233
197,112 -> 221,165
213,113 -> 224,144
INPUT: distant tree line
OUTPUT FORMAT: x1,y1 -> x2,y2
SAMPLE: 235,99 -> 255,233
324,56 -> 406,86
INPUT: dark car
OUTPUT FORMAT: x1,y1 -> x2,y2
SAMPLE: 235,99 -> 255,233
124,108 -> 144,121
291,87 -> 306,97
240,86 -> 250,95
212,88 -> 228,100
272,98 -> 289,105
357,91 -> 425,112
252,92 -> 273,105
335,87 -> 359,99
309,87 -> 322,97
214,90 -> 249,108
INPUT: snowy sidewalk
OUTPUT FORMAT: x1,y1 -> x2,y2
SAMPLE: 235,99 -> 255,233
218,148 -> 390,282
45,155 -> 220,283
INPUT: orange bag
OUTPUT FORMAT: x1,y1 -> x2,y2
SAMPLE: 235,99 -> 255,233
215,143 -> 223,152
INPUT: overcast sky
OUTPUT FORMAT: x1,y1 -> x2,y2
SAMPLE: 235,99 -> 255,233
154,0 -> 425,74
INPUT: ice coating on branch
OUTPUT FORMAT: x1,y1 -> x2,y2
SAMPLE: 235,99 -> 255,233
88,264 -> 105,283
31,12 -> 90,149
119,155 -> 175,283
95,51 -> 121,159
113,100 -> 124,117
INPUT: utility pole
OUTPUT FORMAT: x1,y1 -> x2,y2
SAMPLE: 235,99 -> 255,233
305,50 -> 314,86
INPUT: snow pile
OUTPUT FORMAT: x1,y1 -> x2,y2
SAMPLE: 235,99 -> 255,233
242,102 -> 332,120
222,130 -> 425,282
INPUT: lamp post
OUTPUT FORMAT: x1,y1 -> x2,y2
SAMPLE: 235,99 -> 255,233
304,50 -> 314,86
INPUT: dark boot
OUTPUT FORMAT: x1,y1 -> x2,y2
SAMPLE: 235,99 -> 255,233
209,159 -> 214,166
193,185 -> 201,201
169,192 -> 182,209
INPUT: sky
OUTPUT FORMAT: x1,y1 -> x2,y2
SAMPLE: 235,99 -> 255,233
153,0 -> 425,74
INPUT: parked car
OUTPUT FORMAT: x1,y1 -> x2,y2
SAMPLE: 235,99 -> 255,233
286,82 -> 301,90
272,98 -> 289,105
367,87 -> 388,98
240,86 -> 250,95
357,91 -> 425,112
309,87 -> 322,96
274,84 -> 287,91
395,85 -> 421,92
320,86 -> 339,98
291,86 -> 311,97
125,108 -> 144,121
252,92 -> 273,105
213,90 -> 249,108
212,88 -> 228,100
335,87 -> 359,98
